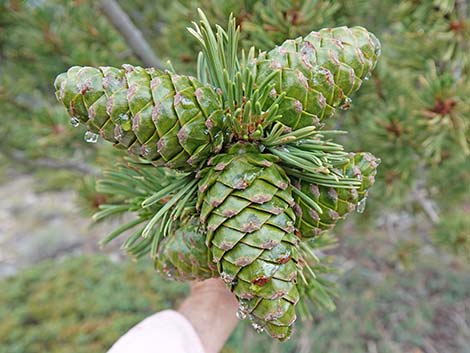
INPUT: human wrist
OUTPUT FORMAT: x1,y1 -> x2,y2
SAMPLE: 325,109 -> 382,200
178,278 -> 239,353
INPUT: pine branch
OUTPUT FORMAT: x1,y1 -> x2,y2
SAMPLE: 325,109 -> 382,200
99,0 -> 163,69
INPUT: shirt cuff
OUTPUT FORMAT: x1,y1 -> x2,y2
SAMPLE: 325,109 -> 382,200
107,310 -> 206,353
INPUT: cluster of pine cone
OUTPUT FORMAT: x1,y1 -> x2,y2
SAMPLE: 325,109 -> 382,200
55,22 -> 380,340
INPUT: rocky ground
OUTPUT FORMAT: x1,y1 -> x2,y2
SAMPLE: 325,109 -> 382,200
0,170 -> 120,278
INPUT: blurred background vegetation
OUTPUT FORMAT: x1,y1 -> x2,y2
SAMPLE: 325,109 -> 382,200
0,0 -> 469,352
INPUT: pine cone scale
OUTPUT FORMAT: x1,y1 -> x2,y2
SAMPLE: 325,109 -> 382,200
197,143 -> 301,340
55,65 -> 226,171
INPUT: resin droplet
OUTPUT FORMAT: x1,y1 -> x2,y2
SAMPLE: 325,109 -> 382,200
220,272 -> 234,284
356,197 -> 367,213
293,100 -> 303,113
84,131 -> 99,143
141,146 -> 151,157
70,117 -> 80,127
340,97 -> 352,110
236,307 -> 248,320
164,268 -> 175,280
251,322 -> 265,333
114,126 -> 123,140
364,72 -> 372,81
119,113 -> 132,131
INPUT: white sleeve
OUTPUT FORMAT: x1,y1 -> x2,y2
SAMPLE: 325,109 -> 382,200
107,310 -> 206,353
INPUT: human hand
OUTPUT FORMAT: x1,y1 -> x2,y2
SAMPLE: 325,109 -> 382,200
178,278 -> 239,353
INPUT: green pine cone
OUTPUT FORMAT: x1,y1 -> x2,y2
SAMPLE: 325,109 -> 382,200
197,142 -> 301,341
54,65 -> 226,171
254,26 -> 381,129
156,217 -> 218,281
294,152 -> 380,237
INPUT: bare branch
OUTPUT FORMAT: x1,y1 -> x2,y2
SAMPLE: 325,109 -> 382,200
410,167 -> 440,224
413,190 -> 440,224
411,177 -> 440,224
99,0 -> 163,69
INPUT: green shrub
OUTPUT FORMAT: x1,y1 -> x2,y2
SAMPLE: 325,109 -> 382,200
2,253 -> 469,353
0,256 -> 188,353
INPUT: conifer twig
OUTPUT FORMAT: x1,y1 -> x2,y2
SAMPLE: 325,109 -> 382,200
99,0 -> 163,69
